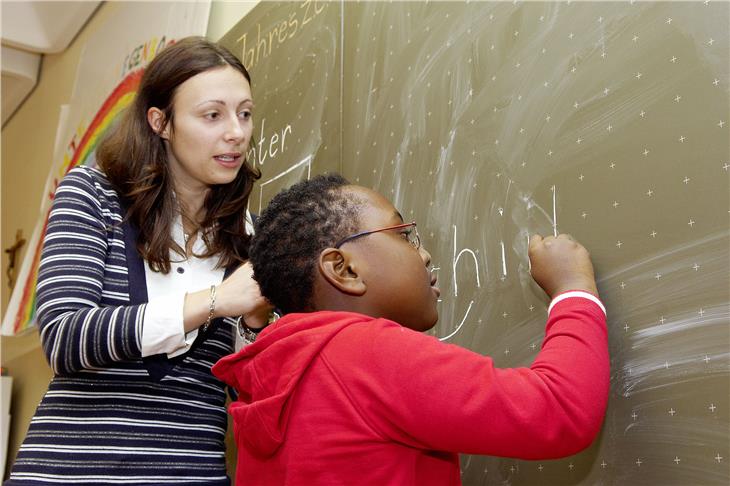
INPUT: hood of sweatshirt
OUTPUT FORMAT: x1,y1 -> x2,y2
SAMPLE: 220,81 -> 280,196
212,310 -> 370,458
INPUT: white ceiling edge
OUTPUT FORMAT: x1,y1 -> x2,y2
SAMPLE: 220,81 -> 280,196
1,45 -> 41,126
1,1 -> 101,54
1,1 -> 100,126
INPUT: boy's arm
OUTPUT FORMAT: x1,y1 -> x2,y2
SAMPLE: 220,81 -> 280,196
335,291 -> 608,459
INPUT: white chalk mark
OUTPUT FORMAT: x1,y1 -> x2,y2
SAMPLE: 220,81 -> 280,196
452,226 -> 481,297
500,240 -> 507,276
257,155 -> 313,213
522,194 -> 554,227
551,185 -> 558,237
503,178 -> 513,208
439,300 -> 474,341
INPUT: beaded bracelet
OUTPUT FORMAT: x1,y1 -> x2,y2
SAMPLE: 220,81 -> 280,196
202,284 -> 216,332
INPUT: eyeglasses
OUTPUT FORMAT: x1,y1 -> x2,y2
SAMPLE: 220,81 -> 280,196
334,222 -> 420,250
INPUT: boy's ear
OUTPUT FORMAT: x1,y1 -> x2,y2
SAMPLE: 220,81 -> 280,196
318,248 -> 367,296
147,107 -> 170,140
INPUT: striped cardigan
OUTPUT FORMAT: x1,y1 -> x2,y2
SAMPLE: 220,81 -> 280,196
9,166 -> 237,485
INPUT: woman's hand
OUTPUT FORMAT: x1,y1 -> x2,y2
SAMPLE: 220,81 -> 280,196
215,262 -> 273,328
183,261 -> 273,332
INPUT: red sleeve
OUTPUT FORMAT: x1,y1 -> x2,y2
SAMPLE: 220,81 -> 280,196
327,295 -> 608,459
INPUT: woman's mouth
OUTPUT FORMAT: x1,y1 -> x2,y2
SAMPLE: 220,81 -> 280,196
214,153 -> 242,168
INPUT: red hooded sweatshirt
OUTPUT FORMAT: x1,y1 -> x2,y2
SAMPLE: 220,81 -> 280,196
213,293 -> 608,485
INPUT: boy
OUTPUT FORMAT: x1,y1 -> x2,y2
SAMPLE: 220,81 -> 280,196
213,174 -> 608,486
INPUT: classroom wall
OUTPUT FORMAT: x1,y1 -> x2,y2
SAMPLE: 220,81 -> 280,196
208,1 -> 260,41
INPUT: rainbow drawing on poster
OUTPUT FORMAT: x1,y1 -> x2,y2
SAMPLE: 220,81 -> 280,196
8,69 -> 143,334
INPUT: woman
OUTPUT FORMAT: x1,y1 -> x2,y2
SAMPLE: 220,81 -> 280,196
8,37 -> 270,485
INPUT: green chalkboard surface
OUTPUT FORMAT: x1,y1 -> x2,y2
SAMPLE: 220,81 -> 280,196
218,2 -> 729,484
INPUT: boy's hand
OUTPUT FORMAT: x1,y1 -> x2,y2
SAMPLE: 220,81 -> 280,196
529,234 -> 598,298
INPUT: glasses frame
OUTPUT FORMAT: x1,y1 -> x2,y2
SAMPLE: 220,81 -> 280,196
334,222 -> 420,249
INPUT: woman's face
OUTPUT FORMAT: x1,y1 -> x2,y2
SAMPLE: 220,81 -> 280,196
154,65 -> 254,190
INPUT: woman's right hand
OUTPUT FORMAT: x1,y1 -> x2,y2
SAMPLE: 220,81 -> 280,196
528,234 -> 598,298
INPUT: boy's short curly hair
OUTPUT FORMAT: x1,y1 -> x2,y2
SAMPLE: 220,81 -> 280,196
249,173 -> 362,314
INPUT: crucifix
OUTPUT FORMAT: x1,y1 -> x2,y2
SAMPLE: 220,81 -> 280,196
4,229 -> 26,289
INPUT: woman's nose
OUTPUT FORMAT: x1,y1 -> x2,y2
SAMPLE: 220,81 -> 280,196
225,116 -> 245,142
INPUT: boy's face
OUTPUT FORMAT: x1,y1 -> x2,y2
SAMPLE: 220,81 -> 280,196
339,186 -> 440,331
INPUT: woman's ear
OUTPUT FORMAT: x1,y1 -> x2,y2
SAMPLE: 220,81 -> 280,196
318,248 -> 367,296
147,107 -> 170,140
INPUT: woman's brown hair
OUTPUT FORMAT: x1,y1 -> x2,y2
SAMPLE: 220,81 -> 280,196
97,36 -> 260,273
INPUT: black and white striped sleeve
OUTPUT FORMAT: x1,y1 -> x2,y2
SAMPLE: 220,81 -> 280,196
36,168 -> 145,375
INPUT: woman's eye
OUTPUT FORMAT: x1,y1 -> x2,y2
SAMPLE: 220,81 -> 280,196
205,112 -> 220,120
239,110 -> 252,120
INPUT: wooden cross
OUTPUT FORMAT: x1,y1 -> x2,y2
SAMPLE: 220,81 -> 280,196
4,229 -> 26,289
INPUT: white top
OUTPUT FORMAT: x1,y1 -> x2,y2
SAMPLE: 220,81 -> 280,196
140,211 -> 254,358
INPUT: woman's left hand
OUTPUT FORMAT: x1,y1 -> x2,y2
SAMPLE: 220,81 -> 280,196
216,261 -> 273,328
183,261 -> 272,332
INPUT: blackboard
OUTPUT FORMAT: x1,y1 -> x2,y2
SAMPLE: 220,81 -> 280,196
218,2 -> 730,484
